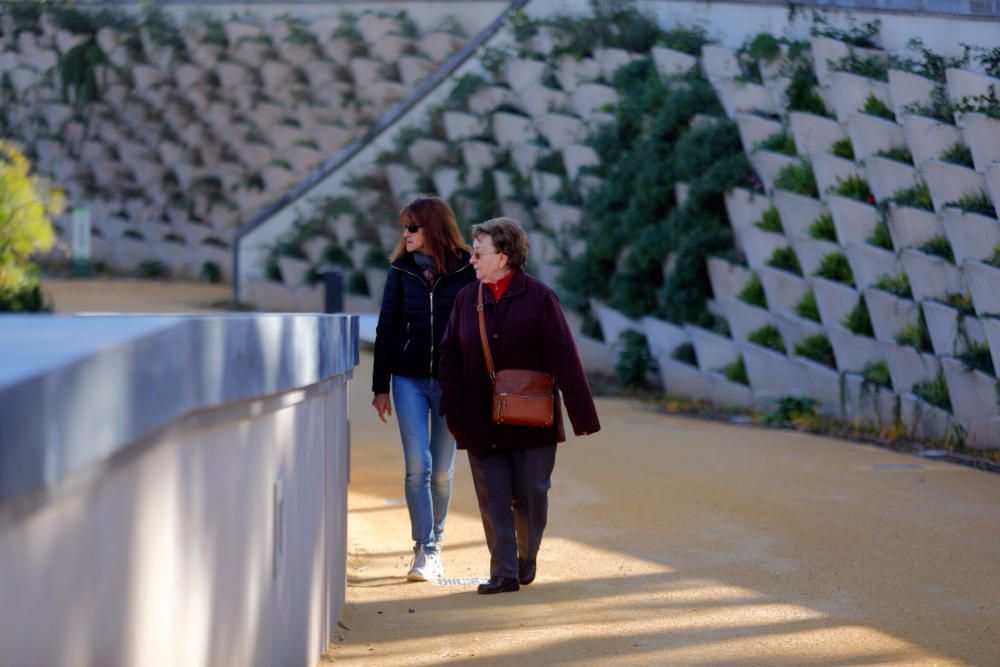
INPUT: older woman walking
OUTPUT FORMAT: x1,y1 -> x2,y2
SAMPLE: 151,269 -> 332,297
438,217 -> 600,594
372,196 -> 475,581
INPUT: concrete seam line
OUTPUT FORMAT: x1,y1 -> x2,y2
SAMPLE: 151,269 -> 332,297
0,371 -> 353,529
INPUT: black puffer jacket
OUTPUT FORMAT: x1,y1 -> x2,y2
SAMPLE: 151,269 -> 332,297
372,251 -> 474,393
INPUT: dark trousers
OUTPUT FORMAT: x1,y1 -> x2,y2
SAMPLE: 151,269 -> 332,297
467,445 -> 557,579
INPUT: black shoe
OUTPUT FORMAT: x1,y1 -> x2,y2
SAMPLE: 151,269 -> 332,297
518,559 -> 536,586
477,576 -> 520,595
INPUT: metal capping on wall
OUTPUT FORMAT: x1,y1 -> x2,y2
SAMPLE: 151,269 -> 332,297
231,0 -> 531,303
720,0 -> 1000,19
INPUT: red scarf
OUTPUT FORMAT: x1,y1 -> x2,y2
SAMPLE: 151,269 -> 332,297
486,271 -> 515,301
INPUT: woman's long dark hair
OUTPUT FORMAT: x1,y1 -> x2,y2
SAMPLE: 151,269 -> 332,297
391,196 -> 469,273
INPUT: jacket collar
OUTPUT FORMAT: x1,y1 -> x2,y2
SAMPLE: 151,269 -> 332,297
480,268 -> 527,304
391,250 -> 472,276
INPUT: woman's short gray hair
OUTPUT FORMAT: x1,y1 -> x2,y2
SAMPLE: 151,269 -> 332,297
471,217 -> 530,270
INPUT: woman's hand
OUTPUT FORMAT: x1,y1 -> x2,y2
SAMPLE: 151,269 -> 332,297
372,393 -> 392,423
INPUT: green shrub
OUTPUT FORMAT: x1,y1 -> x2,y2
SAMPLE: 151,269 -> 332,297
942,292 -> 975,316
844,297 -> 875,337
794,333 -> 836,368
861,360 -> 892,390
137,260 -> 169,279
756,131 -> 796,156
874,146 -> 913,164
919,235 -> 955,263
748,323 -> 786,352
831,174 -> 874,203
867,220 -> 893,250
958,341 -> 995,375
616,330 -> 657,389
895,313 -> 932,353
830,137 -> 855,160
889,181 -> 933,211
912,369 -> 952,411
939,142 -> 974,168
671,341 -> 697,366
945,190 -> 997,218
774,159 -> 818,197
346,270 -> 369,296
785,61 -> 829,116
811,16 -> 881,48
987,244 -> 1000,268
0,277 -> 51,312
200,261 -> 222,283
874,273 -> 913,298
763,396 -> 818,425
795,290 -> 821,322
830,50 -> 888,81
808,213 -> 838,242
534,151 -> 567,175
720,356 -> 749,385
861,93 -> 894,120
814,252 -> 854,286
767,246 -> 802,275
754,206 -> 783,233
738,273 -> 767,308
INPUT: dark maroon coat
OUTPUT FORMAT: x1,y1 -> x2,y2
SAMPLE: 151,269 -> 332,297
438,269 -> 600,452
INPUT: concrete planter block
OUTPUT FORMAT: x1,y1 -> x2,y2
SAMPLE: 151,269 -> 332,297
407,138 -> 449,172
642,316 -> 689,365
813,152 -> 862,200
772,189 -> 826,240
111,237 -> 152,271
659,358 -> 711,401
724,188 -> 771,234
980,317 -> 1000,383
788,111 -> 845,158
356,13 -> 397,43
302,61 -> 337,89
946,68 -> 1000,108
759,265 -> 808,314
263,165 -> 299,193
418,32 -> 464,63
571,83 -> 618,120
131,64 -> 165,91
841,373 -> 897,426
686,325 -> 738,371
461,141 -> 497,171
152,240 -> 192,277
828,323 -> 882,373
432,168 -> 460,200
736,113 -> 782,153
828,195 -> 877,245
271,125 -> 307,153
883,342 -> 939,393
963,259 -> 1000,317
552,55 -> 599,94
707,372 -> 755,409
792,237 -> 841,277
506,58 -> 546,93
900,248 -> 964,301
811,36 -> 855,86
514,85 -> 567,118
528,231 -> 560,265
847,113 -> 905,163
494,171 -> 515,200
532,171 -> 563,202
885,203 -> 940,251
591,300 -> 641,345
702,45 -> 740,80
888,69 -> 935,118
384,164 -> 420,202
811,276 -> 859,328
764,75 -> 791,111
651,47 -> 697,78
960,113 -> 1000,173
233,39 -> 268,68
492,112 -> 534,148
399,55 -> 434,88
719,297 -> 772,343
348,57 -> 382,86
796,358 -> 842,414
467,85 -> 509,116
845,242 -> 897,290
715,80 -> 776,118
922,300 -> 986,358
742,343 -> 802,400
738,227 -> 787,271
899,393 -> 954,442
707,257 -> 752,302
236,143 -> 273,171
537,201 -> 581,235
900,114 -> 962,168
750,150 -> 798,192
594,47 -> 635,80
942,208 -> 1000,264
370,35 -> 409,64
315,126 -> 353,155
511,144 -> 542,177
443,111 -> 484,142
775,311 -> 825,351
217,61 -> 252,89
301,237 -> 328,266
987,165 -> 1000,217
224,21 -> 262,46
866,157 -> 918,202
922,159 -> 986,214
562,144 -> 599,180
535,113 -> 588,150
941,357 -> 998,423
363,80 -> 408,108
829,72 -> 892,124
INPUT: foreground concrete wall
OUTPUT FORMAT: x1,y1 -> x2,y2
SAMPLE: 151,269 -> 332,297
0,314 -> 358,666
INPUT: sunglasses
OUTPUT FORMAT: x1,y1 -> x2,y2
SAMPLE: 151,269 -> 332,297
471,250 -> 498,260
402,224 -> 422,233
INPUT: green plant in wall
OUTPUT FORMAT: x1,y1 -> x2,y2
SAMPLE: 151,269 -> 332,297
892,38 -> 970,122
843,296 -> 875,337
895,312 -> 933,353
814,251 -> 855,286
861,360 -> 892,391
783,59 -> 829,117
767,246 -> 802,275
939,142 -> 974,168
874,272 -> 913,299
546,0 -> 672,60
671,341 -> 697,366
945,190 -> 997,218
808,212 -> 837,242
874,146 -> 912,165
861,94 -> 894,120
866,219 -> 893,250
831,174 -> 874,204
774,159 -> 818,197
958,341 -> 995,375
735,33 -> 781,84
720,356 -> 749,385
615,330 -> 657,389
919,235 -> 955,263
795,333 -> 836,368
912,368 -> 952,412
888,181 -> 933,211
811,15 -> 881,48
755,131 -> 796,156
794,290 -> 821,322
754,206 -> 783,233
738,273 -> 767,308
748,323 -> 785,353
59,38 -> 109,110
829,49 -> 888,81
830,137 -> 855,160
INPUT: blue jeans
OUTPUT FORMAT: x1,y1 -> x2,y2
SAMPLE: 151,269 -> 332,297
392,375 -> 455,551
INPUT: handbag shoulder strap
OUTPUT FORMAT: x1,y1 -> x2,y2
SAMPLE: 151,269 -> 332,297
477,282 -> 496,383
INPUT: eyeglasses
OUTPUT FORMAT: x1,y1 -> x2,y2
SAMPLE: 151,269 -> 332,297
471,250 -> 498,260
402,224 -> 422,233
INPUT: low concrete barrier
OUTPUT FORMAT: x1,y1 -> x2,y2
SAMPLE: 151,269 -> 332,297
0,313 -> 359,666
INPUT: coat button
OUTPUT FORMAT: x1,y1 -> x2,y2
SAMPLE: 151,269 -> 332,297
491,443 -> 497,449
492,334 -> 498,339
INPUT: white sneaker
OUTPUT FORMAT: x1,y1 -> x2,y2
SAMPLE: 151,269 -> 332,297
407,545 -> 444,581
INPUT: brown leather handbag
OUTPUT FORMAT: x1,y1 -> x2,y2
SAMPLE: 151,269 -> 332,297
477,283 -> 555,427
